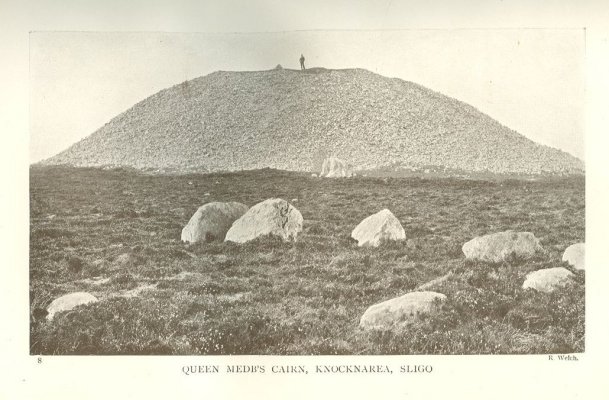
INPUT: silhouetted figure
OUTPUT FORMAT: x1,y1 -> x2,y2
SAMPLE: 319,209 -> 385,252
300,54 -> 305,70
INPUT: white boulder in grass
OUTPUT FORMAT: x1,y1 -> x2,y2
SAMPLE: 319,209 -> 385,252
360,291 -> 446,330
462,230 -> 543,263
320,157 -> 352,178
351,209 -> 406,247
522,267 -> 574,293
224,198 -> 303,243
181,202 -> 249,243
562,242 -> 585,270
46,292 -> 98,321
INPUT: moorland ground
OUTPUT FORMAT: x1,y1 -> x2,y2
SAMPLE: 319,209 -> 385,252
30,166 -> 584,355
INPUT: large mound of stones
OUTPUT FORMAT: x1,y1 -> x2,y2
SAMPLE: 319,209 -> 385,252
42,68 -> 584,175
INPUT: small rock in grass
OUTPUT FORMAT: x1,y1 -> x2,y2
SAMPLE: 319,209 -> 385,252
360,291 -> 446,330
462,230 -> 543,263
562,242 -> 585,270
522,267 -> 574,293
351,209 -> 405,247
225,199 -> 303,243
116,253 -> 132,265
46,292 -> 98,321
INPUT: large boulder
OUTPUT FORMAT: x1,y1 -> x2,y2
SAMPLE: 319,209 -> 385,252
360,291 -> 446,330
462,230 -> 543,263
225,198 -> 303,243
46,292 -> 98,321
351,209 -> 406,247
562,242 -> 585,270
181,201 -> 249,243
320,157 -> 352,178
522,267 -> 574,293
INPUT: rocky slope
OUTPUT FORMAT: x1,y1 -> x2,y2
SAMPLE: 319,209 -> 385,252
42,67 -> 584,175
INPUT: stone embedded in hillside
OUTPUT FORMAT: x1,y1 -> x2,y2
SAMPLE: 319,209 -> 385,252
360,291 -> 446,330
46,292 -> 99,321
181,201 -> 249,243
320,157 -> 352,178
522,267 -> 574,293
351,209 -> 406,247
562,242 -> 585,270
224,198 -> 303,243
462,231 -> 543,263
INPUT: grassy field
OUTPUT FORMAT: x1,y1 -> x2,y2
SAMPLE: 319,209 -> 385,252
30,166 -> 585,355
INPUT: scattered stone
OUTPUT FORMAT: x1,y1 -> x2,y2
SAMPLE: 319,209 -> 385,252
116,284 -> 157,298
311,173 -> 318,178
462,230 -> 543,263
320,157 -> 353,178
225,198 -> 303,243
91,259 -> 105,267
170,271 -> 205,281
46,292 -> 98,321
351,209 -> 405,247
203,192 -> 210,196
81,277 -> 111,286
181,201 -> 249,243
274,64 -> 283,70
416,272 -> 453,291
522,267 -> 574,293
360,291 -> 446,330
562,242 -> 585,270
115,253 -> 132,265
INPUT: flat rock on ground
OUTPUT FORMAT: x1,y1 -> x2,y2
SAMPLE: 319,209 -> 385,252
351,209 -> 406,247
462,230 -> 543,263
360,291 -> 446,330
562,242 -> 585,270
224,198 -> 303,243
181,201 -> 249,243
46,292 -> 98,321
522,267 -> 574,293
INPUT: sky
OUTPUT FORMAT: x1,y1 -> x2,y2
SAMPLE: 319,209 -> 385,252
29,28 -> 585,162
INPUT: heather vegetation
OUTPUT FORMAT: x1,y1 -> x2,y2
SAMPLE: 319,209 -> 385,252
30,166 -> 584,355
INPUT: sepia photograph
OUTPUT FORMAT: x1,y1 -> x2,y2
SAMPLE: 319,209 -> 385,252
29,29 -> 585,355
3,1 -> 609,399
